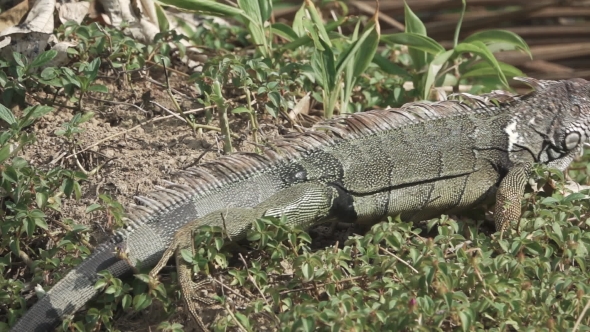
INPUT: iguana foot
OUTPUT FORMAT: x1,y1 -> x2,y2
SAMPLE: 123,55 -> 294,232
181,278 -> 215,331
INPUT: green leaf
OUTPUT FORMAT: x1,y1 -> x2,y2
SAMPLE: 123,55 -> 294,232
35,218 -> 48,230
454,41 -> 508,87
305,0 -> 331,47
381,33 -> 444,55
13,52 -> 25,67
292,3 -> 306,37
0,144 -> 14,163
29,209 -> 45,218
352,14 -> 380,78
372,54 -> 410,78
36,192 -> 48,209
24,217 -> 35,236
180,249 -> 193,264
85,203 -> 102,213
271,23 -> 299,42
459,308 -> 473,332
404,1 -> 428,70
2,166 -> 18,183
563,192 -> 587,204
30,50 -> 57,68
335,21 -> 378,79
301,262 -> 313,280
464,30 -> 531,58
87,84 -> 109,93
0,103 -> 16,125
462,61 -> 524,80
282,18 -> 346,50
231,107 -> 251,114
154,2 -> 170,32
155,0 -> 243,17
423,50 -> 453,100
25,105 -> 53,120
257,0 -> 271,22
302,18 -> 323,51
404,1 -> 426,35
19,105 -> 53,128
121,294 -> 132,310
133,293 -> 152,311
312,38 -> 336,90
238,0 -> 269,56
85,58 -> 101,82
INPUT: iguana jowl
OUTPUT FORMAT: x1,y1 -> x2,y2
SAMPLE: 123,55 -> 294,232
10,78 -> 590,331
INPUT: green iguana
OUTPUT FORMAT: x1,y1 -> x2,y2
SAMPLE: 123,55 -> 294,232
9,77 -> 590,331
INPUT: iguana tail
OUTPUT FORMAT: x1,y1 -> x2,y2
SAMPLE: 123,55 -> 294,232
9,242 -> 131,332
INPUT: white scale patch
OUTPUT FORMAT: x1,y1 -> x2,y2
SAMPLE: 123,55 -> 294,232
504,120 -> 519,151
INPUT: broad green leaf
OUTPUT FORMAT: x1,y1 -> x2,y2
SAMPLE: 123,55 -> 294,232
302,18 -> 323,51
238,0 -> 264,32
20,105 -> 53,128
311,38 -> 335,90
9,239 -> 20,257
79,111 -> 95,123
0,144 -> 14,163
341,10 -> 380,114
459,308 -> 473,332
454,41 -> 508,87
257,0 -> 272,22
462,61 -> 524,80
305,0 -> 331,47
85,58 -> 101,82
381,33 -> 444,55
282,18 -> 346,50
29,209 -> 45,219
87,84 -> 109,93
292,3 -> 307,37
133,293 -> 152,311
13,52 -> 25,67
85,203 -> 102,213
464,30 -> 531,58
121,294 -> 132,310
154,2 -> 170,32
24,217 -> 35,236
30,50 -> 57,68
404,1 -> 426,35
271,23 -> 299,42
35,218 -> 48,230
231,107 -> 251,114
423,50 -> 453,100
335,22 -> 377,78
155,0 -> 243,17
404,2 -> 427,70
0,103 -> 16,125
180,249 -> 193,263
352,13 -> 380,78
372,54 -> 411,78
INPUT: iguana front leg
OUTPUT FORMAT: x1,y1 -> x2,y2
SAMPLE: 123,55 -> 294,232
150,182 -> 338,330
495,162 -> 532,236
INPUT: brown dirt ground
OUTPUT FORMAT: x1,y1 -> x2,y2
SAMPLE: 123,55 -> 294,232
20,71 -> 358,331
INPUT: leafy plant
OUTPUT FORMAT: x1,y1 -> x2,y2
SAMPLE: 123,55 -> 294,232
380,2 -> 529,100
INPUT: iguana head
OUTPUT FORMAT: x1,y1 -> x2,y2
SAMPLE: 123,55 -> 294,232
505,77 -> 590,170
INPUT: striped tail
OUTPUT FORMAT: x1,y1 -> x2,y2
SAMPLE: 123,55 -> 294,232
9,242 -> 131,332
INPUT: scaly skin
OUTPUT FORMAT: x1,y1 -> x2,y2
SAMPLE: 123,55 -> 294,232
11,78 -> 590,331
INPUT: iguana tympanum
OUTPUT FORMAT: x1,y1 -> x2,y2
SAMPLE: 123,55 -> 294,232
10,78 -> 590,331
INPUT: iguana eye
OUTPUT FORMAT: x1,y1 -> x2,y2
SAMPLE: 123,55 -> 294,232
564,132 -> 581,151
547,147 -> 562,160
